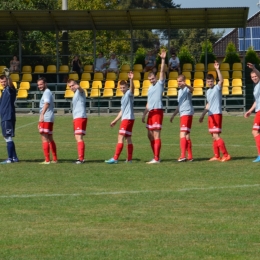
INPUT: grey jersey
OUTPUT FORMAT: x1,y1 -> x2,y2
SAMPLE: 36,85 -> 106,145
206,84 -> 222,116
72,89 -> 87,119
178,87 -> 194,116
253,82 -> 260,112
121,89 -> 134,120
39,88 -> 54,122
147,79 -> 165,111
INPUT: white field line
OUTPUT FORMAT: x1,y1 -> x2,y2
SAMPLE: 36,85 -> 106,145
0,184 -> 259,199
16,121 -> 38,130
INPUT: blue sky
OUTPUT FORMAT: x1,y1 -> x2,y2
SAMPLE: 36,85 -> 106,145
177,0 -> 259,20
176,0 -> 259,34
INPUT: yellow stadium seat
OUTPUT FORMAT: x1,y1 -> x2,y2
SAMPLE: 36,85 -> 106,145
207,70 -> 217,79
220,63 -> 230,71
84,89 -> 88,97
167,79 -> 178,88
142,80 -> 151,89
83,65 -> 93,73
168,71 -> 178,80
193,79 -> 204,88
104,80 -> 115,89
0,66 -> 6,74
90,88 -> 102,98
232,71 -> 242,79
68,73 -> 79,81
10,73 -> 20,82
118,72 -> 128,81
194,71 -> 204,79
46,65 -> 57,73
133,71 -> 141,80
133,80 -> 140,89
158,64 -> 168,73
232,78 -> 242,87
19,82 -> 30,90
34,65 -> 45,73
93,72 -> 103,81
156,72 -> 166,80
166,88 -> 177,96
58,65 -> 69,73
186,79 -> 191,86
17,89 -> 28,98
141,88 -> 149,97
143,72 -> 150,80
182,71 -> 191,79
92,81 -> 103,89
21,73 -> 32,82
102,88 -> 114,97
221,70 -> 230,79
231,87 -> 242,95
207,63 -> 215,71
115,88 -> 123,97
21,65 -> 32,73
120,64 -> 130,72
223,79 -> 230,87
80,81 -> 90,89
133,64 -> 143,72
222,87 -> 229,95
182,63 -> 192,72
64,89 -> 74,98
195,63 -> 205,71
192,88 -> 204,96
12,82 -> 17,89
232,62 -> 242,71
134,88 -> 140,97
81,72 -> 91,81
106,72 -> 117,81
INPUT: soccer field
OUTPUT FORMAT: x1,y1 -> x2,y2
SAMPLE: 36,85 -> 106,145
0,114 -> 259,259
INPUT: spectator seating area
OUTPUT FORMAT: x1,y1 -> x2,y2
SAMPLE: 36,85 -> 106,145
0,62 -> 245,113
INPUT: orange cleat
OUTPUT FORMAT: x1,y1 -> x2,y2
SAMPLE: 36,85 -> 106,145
208,156 -> 221,161
221,154 -> 231,162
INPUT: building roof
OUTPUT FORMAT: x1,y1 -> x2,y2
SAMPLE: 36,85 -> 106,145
0,7 -> 249,31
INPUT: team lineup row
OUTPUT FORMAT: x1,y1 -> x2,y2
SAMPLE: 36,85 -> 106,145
0,51 -> 260,164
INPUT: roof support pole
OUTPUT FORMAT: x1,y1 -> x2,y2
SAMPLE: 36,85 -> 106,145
56,30 -> 59,84
242,25 -> 246,87
93,29 -> 96,70
205,29 -> 208,70
130,29 -> 133,70
18,28 -> 22,69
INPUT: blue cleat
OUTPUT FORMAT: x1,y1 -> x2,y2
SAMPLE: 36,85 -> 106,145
12,158 -> 19,163
0,159 -> 13,164
253,155 -> 260,162
105,158 -> 118,164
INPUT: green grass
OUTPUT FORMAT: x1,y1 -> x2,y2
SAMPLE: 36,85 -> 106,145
0,113 -> 260,259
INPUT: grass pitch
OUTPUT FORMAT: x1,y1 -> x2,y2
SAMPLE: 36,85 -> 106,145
0,113 -> 259,259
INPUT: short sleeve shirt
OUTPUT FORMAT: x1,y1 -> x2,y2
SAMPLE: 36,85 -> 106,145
147,79 -> 165,111
109,58 -> 118,69
178,87 -> 194,116
206,84 -> 222,115
121,89 -> 134,120
95,57 -> 106,71
253,82 -> 260,112
39,88 -> 54,122
145,55 -> 156,67
169,57 -> 180,68
72,89 -> 87,119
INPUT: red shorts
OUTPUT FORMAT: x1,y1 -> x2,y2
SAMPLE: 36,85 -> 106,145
38,122 -> 53,135
146,109 -> 164,130
253,111 -> 260,131
208,114 -> 222,133
119,119 -> 134,137
180,115 -> 193,133
73,118 -> 87,135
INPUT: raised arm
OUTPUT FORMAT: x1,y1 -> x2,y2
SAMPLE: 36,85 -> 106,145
247,63 -> 260,79
159,49 -> 166,81
214,60 -> 223,87
128,71 -> 135,94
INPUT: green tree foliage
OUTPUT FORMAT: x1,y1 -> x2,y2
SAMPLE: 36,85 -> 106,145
245,46 -> 260,65
223,42 -> 241,67
178,46 -> 195,67
169,29 -> 223,62
199,39 -> 217,64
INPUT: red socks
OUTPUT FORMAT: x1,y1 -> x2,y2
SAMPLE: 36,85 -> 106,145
43,142 -> 50,162
187,139 -> 193,159
180,137 -> 187,158
154,139 -> 161,161
213,140 -> 220,158
113,143 -> 124,160
217,138 -> 228,157
50,140 -> 57,161
127,144 -> 133,161
254,134 -> 260,155
77,141 -> 85,161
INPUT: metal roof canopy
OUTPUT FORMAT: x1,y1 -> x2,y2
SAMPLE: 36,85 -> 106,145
0,7 -> 249,32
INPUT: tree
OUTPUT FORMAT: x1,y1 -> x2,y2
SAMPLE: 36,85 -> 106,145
245,46 -> 260,65
223,42 -> 241,67
178,46 -> 195,67
199,40 -> 217,65
169,29 -> 224,62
